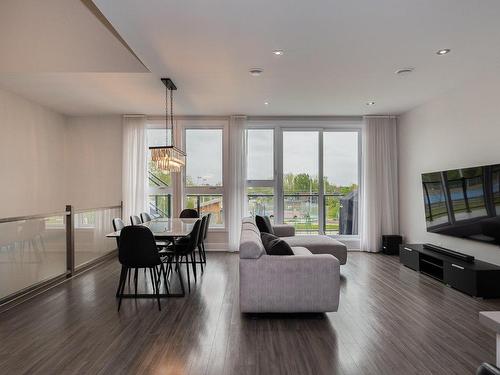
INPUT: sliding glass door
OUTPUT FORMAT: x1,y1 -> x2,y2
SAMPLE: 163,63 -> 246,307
246,125 -> 361,238
282,131 -> 320,234
323,131 -> 359,235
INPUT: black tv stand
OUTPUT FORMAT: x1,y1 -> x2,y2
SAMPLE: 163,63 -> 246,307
423,243 -> 475,263
400,244 -> 500,298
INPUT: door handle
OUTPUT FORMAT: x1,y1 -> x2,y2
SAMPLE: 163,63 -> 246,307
451,264 -> 464,270
404,247 -> 412,252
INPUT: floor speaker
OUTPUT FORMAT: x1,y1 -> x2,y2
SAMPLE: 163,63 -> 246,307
382,235 -> 402,255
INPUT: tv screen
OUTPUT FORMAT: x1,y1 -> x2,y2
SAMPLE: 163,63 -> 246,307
422,163 -> 500,245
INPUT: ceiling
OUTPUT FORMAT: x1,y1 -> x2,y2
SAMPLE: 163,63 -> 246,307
1,0 -> 500,116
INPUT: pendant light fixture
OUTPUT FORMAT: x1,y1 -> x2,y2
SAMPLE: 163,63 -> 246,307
150,78 -> 186,172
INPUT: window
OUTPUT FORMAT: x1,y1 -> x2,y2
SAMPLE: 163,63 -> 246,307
185,129 -> 223,187
323,131 -> 359,235
184,128 -> 225,227
283,131 -> 319,234
246,129 -> 275,221
147,128 -> 172,218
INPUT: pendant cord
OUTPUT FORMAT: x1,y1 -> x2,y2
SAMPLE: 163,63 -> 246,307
170,87 -> 174,147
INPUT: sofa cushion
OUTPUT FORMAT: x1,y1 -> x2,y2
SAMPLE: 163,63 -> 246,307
255,215 -> 274,234
261,233 -> 294,256
291,246 -> 313,256
281,235 -> 348,265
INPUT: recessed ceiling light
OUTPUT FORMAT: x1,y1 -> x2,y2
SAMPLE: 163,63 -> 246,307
249,68 -> 263,76
395,67 -> 415,75
273,50 -> 284,56
264,101 -> 269,105
366,101 -> 375,106
436,48 -> 451,55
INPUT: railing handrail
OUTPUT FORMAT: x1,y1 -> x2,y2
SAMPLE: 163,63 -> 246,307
148,171 -> 169,187
149,202 -> 168,217
0,210 -> 71,224
74,205 -> 122,213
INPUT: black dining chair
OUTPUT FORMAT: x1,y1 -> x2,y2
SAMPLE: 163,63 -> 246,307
116,226 -> 165,311
196,216 -> 207,272
179,208 -> 199,218
166,219 -> 202,293
130,215 -> 142,226
201,213 -> 211,265
140,212 -> 152,223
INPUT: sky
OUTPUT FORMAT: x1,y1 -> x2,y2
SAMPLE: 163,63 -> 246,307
149,128 -> 359,187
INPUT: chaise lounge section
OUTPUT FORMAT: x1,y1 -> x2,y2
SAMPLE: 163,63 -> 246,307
272,224 -> 348,265
239,217 -> 341,313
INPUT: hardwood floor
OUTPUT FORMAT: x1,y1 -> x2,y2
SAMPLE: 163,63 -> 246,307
1,252 -> 500,374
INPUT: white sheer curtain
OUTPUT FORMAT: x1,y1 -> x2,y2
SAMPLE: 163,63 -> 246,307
122,115 -> 148,223
361,116 -> 399,252
228,115 -> 248,252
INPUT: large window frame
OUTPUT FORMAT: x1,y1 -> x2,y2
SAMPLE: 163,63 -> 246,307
246,119 -> 362,239
146,122 -> 174,218
181,119 -> 229,230
247,128 -> 277,220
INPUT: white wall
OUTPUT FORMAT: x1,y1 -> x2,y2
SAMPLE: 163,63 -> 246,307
65,116 -> 122,210
0,87 -> 67,218
0,87 -> 123,218
398,75 -> 500,265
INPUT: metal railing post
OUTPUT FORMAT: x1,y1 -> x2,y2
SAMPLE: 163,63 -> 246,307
66,205 -> 75,276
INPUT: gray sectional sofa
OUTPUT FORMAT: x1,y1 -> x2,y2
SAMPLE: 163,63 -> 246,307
239,217 -> 347,313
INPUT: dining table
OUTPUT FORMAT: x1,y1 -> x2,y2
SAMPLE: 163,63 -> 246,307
106,217 -> 198,298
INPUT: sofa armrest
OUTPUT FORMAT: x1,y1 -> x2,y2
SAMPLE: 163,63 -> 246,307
272,224 -> 295,237
239,254 -> 340,313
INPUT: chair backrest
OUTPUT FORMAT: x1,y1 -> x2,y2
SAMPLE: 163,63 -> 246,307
118,226 -> 161,268
112,218 -> 125,247
112,218 -> 125,232
203,213 -> 211,240
178,219 -> 202,254
197,215 -> 207,246
130,215 -> 142,226
179,208 -> 199,218
140,212 -> 152,223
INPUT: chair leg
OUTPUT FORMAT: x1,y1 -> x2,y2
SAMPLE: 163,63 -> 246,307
198,245 -> 204,272
185,255 -> 191,293
118,266 -> 128,311
116,265 -> 127,298
151,267 -> 161,311
202,242 -> 207,264
190,252 -> 197,283
134,268 -> 138,297
175,255 -> 185,295
160,263 -> 170,294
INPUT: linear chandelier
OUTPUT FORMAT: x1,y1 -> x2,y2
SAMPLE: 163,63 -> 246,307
150,78 -> 186,173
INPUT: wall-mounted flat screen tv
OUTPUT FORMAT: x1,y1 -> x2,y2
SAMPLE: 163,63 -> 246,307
422,163 -> 500,245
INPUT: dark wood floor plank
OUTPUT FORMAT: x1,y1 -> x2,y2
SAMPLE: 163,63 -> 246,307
1,252 -> 500,374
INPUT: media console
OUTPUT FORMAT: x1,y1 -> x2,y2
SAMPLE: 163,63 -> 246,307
400,244 -> 500,298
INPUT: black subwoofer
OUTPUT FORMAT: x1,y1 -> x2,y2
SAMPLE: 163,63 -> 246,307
382,235 -> 402,255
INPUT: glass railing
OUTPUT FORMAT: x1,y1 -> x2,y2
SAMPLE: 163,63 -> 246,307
74,206 -> 122,268
0,211 -> 68,301
283,194 -> 319,234
185,195 -> 224,228
0,204 -> 122,305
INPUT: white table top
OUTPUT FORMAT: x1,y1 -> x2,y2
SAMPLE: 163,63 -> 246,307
106,218 -> 197,238
479,311 -> 500,332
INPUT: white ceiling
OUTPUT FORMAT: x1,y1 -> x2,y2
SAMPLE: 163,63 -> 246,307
1,0 -> 500,116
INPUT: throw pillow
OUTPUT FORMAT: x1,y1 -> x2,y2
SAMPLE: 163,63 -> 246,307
255,215 -> 274,234
261,232 -> 294,256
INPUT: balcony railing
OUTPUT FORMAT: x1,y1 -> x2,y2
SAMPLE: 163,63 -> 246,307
0,204 -> 121,308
